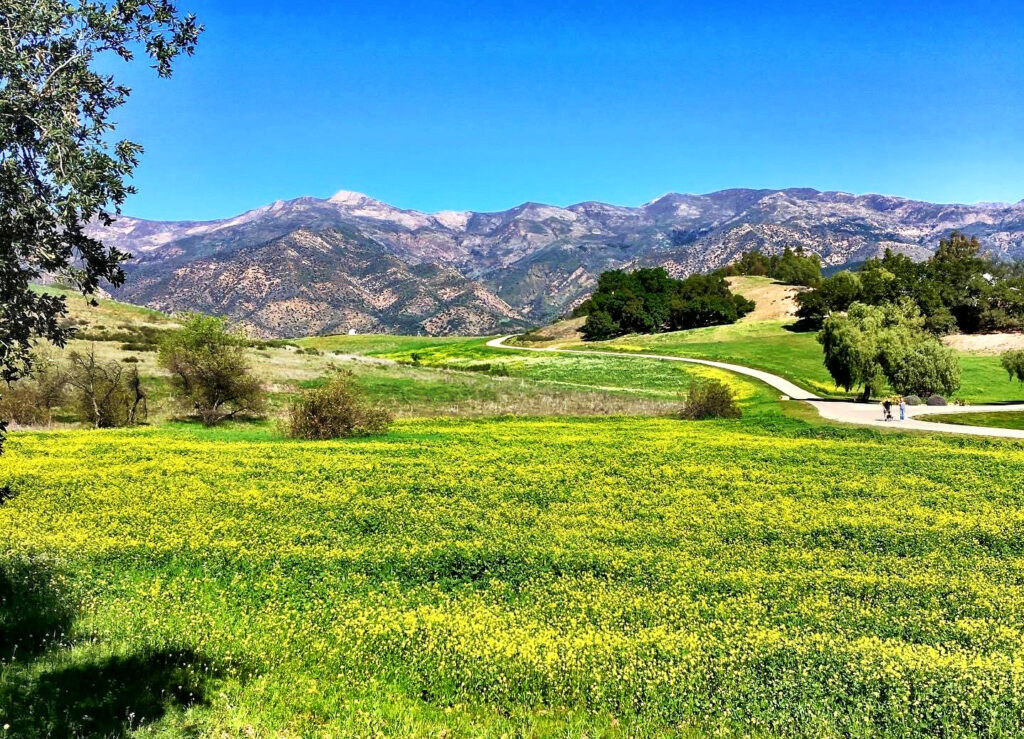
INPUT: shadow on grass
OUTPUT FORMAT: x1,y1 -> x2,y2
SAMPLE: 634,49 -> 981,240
1,557 -> 228,737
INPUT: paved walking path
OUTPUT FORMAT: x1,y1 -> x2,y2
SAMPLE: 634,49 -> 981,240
486,336 -> 1024,439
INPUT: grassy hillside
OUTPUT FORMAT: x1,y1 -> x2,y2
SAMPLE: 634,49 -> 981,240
562,318 -> 1022,404
5,414 -> 1024,736
23,286 -> 754,423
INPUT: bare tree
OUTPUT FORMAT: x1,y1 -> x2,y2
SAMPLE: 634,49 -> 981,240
66,346 -> 147,428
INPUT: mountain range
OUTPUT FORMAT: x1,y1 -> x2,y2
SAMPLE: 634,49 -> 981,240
93,188 -> 1024,337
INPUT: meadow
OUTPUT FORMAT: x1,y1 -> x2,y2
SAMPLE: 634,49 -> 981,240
5,411 -> 1024,736
6,286 -> 1024,736
564,320 -> 1024,405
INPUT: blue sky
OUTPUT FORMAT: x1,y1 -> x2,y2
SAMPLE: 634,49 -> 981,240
113,0 -> 1024,221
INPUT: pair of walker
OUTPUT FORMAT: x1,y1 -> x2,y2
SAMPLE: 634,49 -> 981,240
882,398 -> 905,422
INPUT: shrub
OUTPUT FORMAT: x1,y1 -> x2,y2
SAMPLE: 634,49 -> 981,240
680,379 -> 742,420
0,352 -> 70,426
66,347 -> 147,428
287,371 -> 392,440
904,395 -> 922,406
159,314 -> 265,426
1002,349 -> 1024,384
926,394 -> 947,407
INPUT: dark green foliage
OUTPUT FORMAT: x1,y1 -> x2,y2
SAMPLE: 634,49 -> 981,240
679,378 -> 742,420
0,0 -> 200,452
795,233 -> 1024,335
795,271 -> 861,328
287,371 -> 392,440
158,314 -> 265,426
724,246 -> 822,287
577,268 -> 754,340
1002,350 -> 1024,384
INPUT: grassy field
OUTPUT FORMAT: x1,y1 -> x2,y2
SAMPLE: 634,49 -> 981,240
921,411 -> 1024,431
559,318 -> 1022,404
5,413 -> 1024,736
8,285 -> 1024,735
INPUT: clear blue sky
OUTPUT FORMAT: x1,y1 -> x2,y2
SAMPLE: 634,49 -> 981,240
113,0 -> 1024,221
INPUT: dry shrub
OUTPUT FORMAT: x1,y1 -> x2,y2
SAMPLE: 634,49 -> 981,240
680,378 -> 742,420
0,352 -> 69,426
0,383 -> 50,425
288,371 -> 391,440
67,347 -> 147,428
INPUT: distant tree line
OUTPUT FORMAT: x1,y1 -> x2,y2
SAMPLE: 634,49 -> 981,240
720,246 -> 822,287
795,232 -> 1024,334
574,268 -> 755,340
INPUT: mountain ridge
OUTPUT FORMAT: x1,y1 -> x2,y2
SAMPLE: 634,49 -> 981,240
92,187 -> 1024,337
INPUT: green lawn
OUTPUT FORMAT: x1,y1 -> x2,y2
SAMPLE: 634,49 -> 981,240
921,410 -> 1024,431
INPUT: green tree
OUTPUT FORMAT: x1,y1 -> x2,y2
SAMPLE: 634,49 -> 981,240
795,271 -> 861,328
818,300 -> 957,401
0,0 -> 200,452
887,341 -> 961,398
582,310 -> 620,340
1002,350 -> 1024,384
926,232 -> 990,332
158,314 -> 265,426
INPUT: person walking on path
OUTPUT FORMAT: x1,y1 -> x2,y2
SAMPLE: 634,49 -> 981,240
899,396 -> 906,421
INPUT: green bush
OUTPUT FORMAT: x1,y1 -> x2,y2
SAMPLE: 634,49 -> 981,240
287,371 -> 392,440
1002,349 -> 1024,384
680,379 -> 742,420
159,314 -> 265,426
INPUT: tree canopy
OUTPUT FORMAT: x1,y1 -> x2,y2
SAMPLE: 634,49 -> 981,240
574,268 -> 755,340
722,246 -> 822,287
818,301 -> 960,401
796,232 -> 1024,334
0,0 -> 201,451
158,314 -> 265,426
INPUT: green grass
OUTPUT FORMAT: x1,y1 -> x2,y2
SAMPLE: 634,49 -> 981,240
564,321 -> 1024,404
4,413 -> 1024,736
920,410 -> 1024,431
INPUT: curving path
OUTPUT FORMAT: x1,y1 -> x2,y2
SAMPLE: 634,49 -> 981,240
486,336 -> 1024,439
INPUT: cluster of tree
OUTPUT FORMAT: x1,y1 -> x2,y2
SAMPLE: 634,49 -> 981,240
818,300 -> 961,401
0,347 -> 147,428
574,268 -> 755,340
796,232 -> 1024,334
721,246 -> 822,287
0,314 -> 268,430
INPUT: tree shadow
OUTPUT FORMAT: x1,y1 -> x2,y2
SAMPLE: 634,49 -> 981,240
1,558 -> 230,737
0,555 -> 73,660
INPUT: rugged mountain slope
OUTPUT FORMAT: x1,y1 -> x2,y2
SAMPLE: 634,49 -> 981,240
97,188 -> 1024,336
121,227 -> 525,337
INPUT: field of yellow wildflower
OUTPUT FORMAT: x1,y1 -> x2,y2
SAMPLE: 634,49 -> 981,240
3,412 -> 1024,736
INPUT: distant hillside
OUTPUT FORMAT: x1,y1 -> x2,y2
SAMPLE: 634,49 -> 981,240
92,188 -> 1024,337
